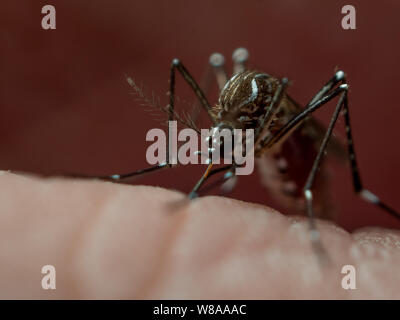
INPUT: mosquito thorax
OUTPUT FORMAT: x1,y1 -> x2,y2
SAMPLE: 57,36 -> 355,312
215,70 -> 281,130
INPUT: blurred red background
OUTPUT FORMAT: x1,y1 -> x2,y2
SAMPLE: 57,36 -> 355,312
1,0 -> 400,231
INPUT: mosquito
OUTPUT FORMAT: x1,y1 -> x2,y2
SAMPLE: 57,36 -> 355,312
74,48 -> 400,260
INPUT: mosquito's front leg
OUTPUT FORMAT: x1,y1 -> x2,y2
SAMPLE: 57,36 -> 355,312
169,59 -> 217,125
92,163 -> 171,181
67,58 -> 221,182
188,163 -> 215,199
102,59 -> 223,184
188,164 -> 236,199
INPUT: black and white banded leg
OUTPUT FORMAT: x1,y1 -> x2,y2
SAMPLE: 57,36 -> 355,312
263,70 -> 400,261
302,87 -> 349,261
301,72 -> 400,222
339,78 -> 400,219
69,59 -> 215,182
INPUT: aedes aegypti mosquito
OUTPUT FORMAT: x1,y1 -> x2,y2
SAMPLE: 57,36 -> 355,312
74,48 -> 400,258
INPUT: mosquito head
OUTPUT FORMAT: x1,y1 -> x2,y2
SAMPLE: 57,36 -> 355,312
216,70 -> 281,130
203,122 -> 235,160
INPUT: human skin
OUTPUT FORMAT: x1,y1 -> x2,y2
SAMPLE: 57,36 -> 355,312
0,171 -> 399,299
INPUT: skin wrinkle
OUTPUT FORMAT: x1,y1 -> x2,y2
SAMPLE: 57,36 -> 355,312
138,195 -> 190,299
0,171 -> 399,298
65,183 -> 129,298
204,197 -> 279,252
10,173 -> 119,298
151,197 -> 337,299
142,197 -> 240,299
68,184 -> 185,298
0,173 -> 76,298
143,197 -> 294,299
194,198 -> 265,261
62,179 -> 120,298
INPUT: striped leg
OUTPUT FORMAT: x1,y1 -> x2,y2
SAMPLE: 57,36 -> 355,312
68,58 -> 215,181
271,70 -> 400,262
339,77 -> 400,219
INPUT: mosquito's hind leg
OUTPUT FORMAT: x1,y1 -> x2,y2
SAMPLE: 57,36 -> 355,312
232,48 -> 249,75
301,71 -> 400,221
209,47 -> 250,89
209,53 -> 228,91
338,78 -> 400,220
265,69 -> 400,263
255,74 -> 349,262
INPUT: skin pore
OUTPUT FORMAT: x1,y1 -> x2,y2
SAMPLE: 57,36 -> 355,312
0,171 -> 399,299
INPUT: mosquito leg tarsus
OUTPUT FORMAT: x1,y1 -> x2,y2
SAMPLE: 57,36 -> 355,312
302,71 -> 400,221
338,77 -> 400,220
189,164 -> 237,198
101,162 -> 170,181
188,163 -> 215,199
